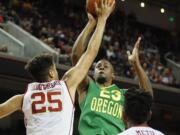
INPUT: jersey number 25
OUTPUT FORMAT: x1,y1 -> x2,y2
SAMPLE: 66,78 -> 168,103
31,91 -> 62,114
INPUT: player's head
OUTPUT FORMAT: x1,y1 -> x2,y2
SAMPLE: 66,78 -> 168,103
94,59 -> 115,84
25,53 -> 59,82
123,88 -> 153,127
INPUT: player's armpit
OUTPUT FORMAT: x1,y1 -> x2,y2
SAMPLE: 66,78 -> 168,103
63,70 -> 90,104
77,76 -> 92,103
0,94 -> 23,118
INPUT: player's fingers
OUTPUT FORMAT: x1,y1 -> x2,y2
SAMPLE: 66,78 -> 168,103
112,1 -> 116,7
104,0 -> 107,8
110,0 -> 115,11
105,0 -> 108,7
101,0 -> 105,8
135,37 -> 141,49
107,0 -> 111,6
95,2 -> 99,13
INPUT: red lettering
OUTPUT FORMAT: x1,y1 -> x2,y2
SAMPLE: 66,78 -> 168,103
48,92 -> 62,112
31,92 -> 46,114
31,91 -> 62,114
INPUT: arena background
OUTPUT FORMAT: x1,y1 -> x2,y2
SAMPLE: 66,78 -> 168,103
0,0 -> 180,134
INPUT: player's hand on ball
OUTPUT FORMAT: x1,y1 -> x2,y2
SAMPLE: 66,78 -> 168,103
127,37 -> 141,65
95,0 -> 115,19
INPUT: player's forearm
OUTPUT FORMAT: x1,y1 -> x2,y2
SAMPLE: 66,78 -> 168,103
0,104 -> 17,118
0,95 -> 23,118
64,19 -> 106,99
72,22 -> 96,65
0,108 -> 13,118
133,62 -> 153,96
0,105 -> 7,118
74,18 -> 106,81
87,17 -> 106,53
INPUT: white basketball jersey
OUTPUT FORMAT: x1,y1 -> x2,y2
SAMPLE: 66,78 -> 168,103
117,127 -> 164,135
22,80 -> 74,135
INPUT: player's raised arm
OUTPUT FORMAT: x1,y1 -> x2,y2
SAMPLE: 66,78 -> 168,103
127,37 -> 153,96
0,94 -> 23,118
71,13 -> 96,66
71,14 -> 96,98
63,0 -> 115,102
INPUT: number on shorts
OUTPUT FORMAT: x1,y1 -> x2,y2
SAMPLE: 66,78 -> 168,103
31,91 -> 62,114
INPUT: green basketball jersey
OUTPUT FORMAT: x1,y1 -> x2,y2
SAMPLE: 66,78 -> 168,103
79,80 -> 126,135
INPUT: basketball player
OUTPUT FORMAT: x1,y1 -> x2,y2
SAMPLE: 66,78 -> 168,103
72,18 -> 153,134
117,88 -> 164,135
0,1 -> 115,135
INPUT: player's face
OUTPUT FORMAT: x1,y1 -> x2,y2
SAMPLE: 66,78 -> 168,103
94,60 -> 114,84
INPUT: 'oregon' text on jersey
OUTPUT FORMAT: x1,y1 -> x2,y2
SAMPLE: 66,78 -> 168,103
79,80 -> 126,135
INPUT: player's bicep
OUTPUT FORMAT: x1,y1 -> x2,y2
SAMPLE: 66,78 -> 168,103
77,76 -> 92,103
77,76 -> 90,92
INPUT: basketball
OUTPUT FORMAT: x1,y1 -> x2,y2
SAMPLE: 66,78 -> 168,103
86,0 -> 115,16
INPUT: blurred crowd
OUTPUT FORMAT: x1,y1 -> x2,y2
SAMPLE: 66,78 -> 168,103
0,0 -> 180,87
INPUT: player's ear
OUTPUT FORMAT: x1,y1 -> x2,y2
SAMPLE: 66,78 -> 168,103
112,72 -> 115,80
93,68 -> 96,79
49,66 -> 54,78
148,110 -> 152,121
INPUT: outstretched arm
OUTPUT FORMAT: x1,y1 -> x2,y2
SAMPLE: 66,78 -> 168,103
63,0 -> 115,103
71,13 -> 96,65
0,94 -> 23,118
71,14 -> 96,101
127,37 -> 153,96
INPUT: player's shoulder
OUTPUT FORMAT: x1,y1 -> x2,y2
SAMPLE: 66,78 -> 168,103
147,127 -> 165,135
118,127 -> 165,135
153,129 -> 165,135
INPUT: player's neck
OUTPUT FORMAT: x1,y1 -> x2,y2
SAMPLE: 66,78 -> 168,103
129,122 -> 148,128
46,77 -> 54,82
97,81 -> 112,87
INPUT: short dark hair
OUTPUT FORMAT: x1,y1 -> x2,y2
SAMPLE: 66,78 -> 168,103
25,53 -> 54,82
124,88 -> 153,124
